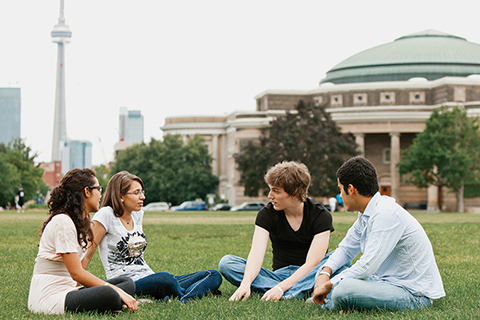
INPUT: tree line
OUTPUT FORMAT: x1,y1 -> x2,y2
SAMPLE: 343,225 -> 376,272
2,104 -> 478,212
109,135 -> 218,205
0,139 -> 49,208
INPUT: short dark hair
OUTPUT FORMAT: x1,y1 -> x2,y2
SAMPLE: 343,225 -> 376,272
336,157 -> 379,197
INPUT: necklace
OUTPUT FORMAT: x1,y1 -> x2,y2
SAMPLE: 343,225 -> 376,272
120,216 -> 131,225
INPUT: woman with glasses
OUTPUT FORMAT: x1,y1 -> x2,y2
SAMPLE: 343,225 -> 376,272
28,169 -> 138,315
83,171 -> 222,303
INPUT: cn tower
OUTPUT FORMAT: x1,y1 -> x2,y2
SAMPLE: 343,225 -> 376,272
51,0 -> 72,161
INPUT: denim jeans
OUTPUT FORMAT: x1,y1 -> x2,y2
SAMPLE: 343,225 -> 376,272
219,250 -> 348,299
134,270 -> 222,302
322,277 -> 433,311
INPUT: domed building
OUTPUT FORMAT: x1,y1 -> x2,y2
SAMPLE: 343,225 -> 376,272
162,30 -> 480,211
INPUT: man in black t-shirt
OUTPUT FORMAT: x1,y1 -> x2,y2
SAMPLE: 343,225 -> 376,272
219,161 -> 349,301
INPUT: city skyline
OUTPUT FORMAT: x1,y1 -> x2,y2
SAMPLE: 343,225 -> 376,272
1,1 -> 480,166
0,88 -> 21,145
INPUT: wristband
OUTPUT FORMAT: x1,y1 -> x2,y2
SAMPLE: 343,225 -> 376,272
319,271 -> 331,277
273,285 -> 284,296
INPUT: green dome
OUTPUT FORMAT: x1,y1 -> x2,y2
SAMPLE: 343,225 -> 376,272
320,30 -> 480,84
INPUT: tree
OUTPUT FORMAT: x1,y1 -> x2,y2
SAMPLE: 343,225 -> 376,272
110,135 -> 218,205
92,164 -> 110,190
0,139 -> 49,207
397,105 -> 480,212
235,100 -> 358,198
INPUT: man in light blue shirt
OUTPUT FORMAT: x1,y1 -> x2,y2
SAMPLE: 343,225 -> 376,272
312,157 -> 445,311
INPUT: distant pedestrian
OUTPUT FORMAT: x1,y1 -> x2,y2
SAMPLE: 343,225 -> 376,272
17,185 -> 25,213
335,193 -> 344,212
328,196 -> 336,212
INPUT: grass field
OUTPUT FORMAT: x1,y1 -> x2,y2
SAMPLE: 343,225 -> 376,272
1,209 -> 479,319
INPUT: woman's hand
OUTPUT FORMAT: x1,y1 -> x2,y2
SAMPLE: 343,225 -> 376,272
117,289 -> 139,311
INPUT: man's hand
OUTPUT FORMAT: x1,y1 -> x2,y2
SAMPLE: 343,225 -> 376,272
261,286 -> 283,302
312,279 -> 333,305
229,283 -> 251,301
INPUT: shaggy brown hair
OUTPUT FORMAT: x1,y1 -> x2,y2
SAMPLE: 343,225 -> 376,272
264,161 -> 311,202
101,171 -> 144,217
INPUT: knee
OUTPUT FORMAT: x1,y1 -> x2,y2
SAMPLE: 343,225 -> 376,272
218,255 -> 236,274
97,287 -> 122,311
156,272 -> 178,288
331,279 -> 357,307
208,269 -> 223,288
119,277 -> 136,295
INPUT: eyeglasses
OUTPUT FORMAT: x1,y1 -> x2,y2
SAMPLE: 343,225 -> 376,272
88,186 -> 104,193
126,190 -> 145,196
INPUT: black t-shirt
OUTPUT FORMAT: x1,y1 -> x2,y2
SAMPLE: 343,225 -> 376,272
255,198 -> 334,271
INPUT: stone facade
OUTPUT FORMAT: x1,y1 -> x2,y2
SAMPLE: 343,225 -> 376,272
162,77 -> 480,210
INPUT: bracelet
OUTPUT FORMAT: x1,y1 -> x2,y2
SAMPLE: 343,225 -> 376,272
319,271 -> 331,277
273,285 -> 284,296
104,282 -> 110,286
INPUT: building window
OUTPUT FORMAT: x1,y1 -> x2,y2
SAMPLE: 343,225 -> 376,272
383,148 -> 391,164
313,96 -> 323,106
331,94 -> 343,107
409,91 -> 425,104
454,86 -> 466,102
380,92 -> 395,104
353,93 -> 367,106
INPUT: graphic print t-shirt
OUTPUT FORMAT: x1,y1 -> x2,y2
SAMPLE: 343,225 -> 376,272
92,207 -> 154,281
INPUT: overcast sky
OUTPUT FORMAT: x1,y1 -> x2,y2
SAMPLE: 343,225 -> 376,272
2,0 -> 480,166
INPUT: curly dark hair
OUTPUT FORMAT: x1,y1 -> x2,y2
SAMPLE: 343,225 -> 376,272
41,168 -> 96,250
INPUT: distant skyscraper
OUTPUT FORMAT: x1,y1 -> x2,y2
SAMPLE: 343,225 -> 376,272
0,88 -> 21,145
51,0 -> 72,161
60,140 -> 92,175
119,107 -> 144,142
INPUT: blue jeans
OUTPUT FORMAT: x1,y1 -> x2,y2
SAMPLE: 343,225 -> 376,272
134,270 -> 222,302
322,277 -> 433,311
219,250 -> 348,299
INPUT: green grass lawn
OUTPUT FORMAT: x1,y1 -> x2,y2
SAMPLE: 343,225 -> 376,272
1,209 -> 479,319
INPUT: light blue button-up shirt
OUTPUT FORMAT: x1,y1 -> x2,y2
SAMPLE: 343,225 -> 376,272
326,192 -> 445,299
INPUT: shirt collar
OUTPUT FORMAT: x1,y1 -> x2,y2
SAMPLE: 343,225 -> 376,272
360,192 -> 382,218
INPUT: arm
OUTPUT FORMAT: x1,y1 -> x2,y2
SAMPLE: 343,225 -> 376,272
329,213 -> 404,284
82,221 -> 106,270
62,252 -> 138,311
229,226 -> 269,301
312,266 -> 333,305
312,218 -> 362,305
313,212 -> 405,305
261,230 -> 330,302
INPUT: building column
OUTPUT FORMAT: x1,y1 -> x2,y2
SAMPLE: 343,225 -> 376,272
427,185 -> 440,212
212,134 -> 219,176
389,132 -> 401,201
354,133 -> 365,156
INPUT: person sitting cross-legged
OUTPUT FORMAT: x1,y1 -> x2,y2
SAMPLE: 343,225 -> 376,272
219,161 -> 349,302
312,156 -> 445,311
